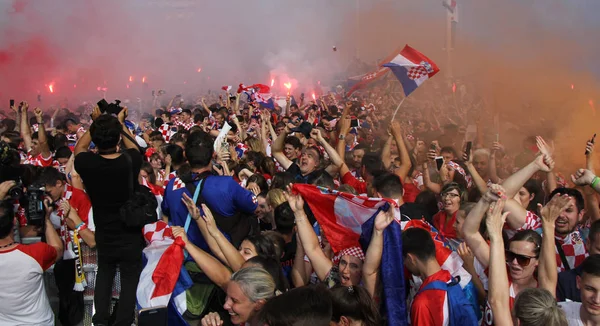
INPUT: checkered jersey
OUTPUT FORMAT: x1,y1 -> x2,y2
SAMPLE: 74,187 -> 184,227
158,123 -> 176,142
176,120 -> 195,131
506,211 -> 588,272
555,230 -> 588,272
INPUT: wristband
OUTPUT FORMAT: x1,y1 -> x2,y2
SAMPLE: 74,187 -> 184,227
74,222 -> 85,230
76,222 -> 87,232
592,176 -> 600,188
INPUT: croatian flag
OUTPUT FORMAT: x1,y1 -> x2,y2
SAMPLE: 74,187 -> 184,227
291,184 -> 408,326
291,184 -> 397,253
137,222 -> 193,326
383,45 -> 440,96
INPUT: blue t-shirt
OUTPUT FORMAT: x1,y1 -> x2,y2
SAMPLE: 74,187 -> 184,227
162,174 -> 258,253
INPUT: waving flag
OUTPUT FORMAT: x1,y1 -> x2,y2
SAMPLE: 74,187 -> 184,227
137,222 -> 192,326
383,45 -> 440,96
291,184 -> 397,253
221,85 -> 232,92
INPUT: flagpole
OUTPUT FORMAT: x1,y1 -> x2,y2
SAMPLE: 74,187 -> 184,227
391,97 -> 406,121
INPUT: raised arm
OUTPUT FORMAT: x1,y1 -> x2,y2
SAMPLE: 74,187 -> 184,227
463,185 -> 504,267
271,127 -> 293,170
172,227 -> 231,290
200,203 -> 244,271
74,107 -> 100,155
33,108 -> 51,159
390,121 -> 412,182
572,169 -> 600,222
537,194 -> 571,295
486,199 -> 513,326
291,233 -> 310,288
310,129 -> 342,176
463,148 -> 488,195
422,163 -> 442,194
285,185 -> 333,281
62,201 -> 95,248
20,102 -> 32,151
381,134 -> 393,170
502,154 -> 553,229
363,208 -> 394,298
118,108 -> 139,151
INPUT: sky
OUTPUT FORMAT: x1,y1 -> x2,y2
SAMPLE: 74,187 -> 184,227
0,0 -> 597,105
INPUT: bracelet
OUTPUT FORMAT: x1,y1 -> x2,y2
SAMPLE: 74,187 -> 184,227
592,176 -> 600,188
76,223 -> 88,232
74,222 -> 84,229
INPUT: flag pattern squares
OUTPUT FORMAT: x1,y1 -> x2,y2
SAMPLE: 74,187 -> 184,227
383,45 -> 440,96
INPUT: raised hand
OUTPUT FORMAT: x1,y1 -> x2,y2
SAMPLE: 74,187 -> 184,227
284,184 -> 304,213
538,193 -> 571,226
247,183 -> 261,196
536,136 -> 554,157
164,154 -> 172,167
534,154 -> 554,172
181,192 -> 201,220
485,199 -> 509,239
34,108 -> 44,123
117,107 -> 128,124
374,207 -> 395,232
457,242 -> 474,268
482,184 -> 506,203
571,168 -> 596,186
585,137 -> 595,157
91,106 -> 102,121
310,129 -> 323,143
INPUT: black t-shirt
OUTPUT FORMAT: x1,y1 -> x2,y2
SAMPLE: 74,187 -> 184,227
281,236 -> 297,287
399,202 -> 428,222
74,148 -> 144,253
286,162 -> 329,184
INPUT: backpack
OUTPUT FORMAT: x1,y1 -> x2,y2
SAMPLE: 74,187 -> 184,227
419,277 -> 478,326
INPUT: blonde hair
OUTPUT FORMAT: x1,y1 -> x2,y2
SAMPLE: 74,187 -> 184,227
231,266 -> 276,303
266,189 -> 286,208
245,137 -> 265,154
513,288 -> 567,326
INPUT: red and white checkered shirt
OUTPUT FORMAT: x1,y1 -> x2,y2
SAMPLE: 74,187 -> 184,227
506,211 -> 588,272
22,151 -> 54,167
176,120 -> 195,131
158,124 -> 176,142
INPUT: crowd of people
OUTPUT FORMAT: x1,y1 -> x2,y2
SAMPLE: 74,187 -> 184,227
0,76 -> 599,326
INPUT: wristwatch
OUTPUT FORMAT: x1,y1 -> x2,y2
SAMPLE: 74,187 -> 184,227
338,134 -> 345,140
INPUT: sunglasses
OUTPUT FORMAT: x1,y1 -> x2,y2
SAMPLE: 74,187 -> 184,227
505,250 -> 537,267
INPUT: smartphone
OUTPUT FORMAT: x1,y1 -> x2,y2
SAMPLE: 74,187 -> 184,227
465,141 -> 473,160
9,99 -> 14,108
137,306 -> 167,326
430,143 -> 437,151
171,126 -> 178,133
350,118 -> 359,128
435,156 -> 444,171
586,134 -> 597,155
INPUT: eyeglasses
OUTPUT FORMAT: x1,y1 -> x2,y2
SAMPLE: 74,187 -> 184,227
441,193 -> 460,199
505,250 -> 537,267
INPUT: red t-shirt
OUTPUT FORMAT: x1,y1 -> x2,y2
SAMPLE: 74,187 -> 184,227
411,269 -> 453,326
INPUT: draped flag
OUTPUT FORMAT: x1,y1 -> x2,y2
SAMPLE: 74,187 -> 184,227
360,208 -> 408,326
141,177 -> 164,219
137,222 -> 192,326
291,184 -> 397,253
383,45 -> 440,96
346,46 -> 404,96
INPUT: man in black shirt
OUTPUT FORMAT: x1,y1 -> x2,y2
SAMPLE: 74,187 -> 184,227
74,107 -> 143,326
272,126 -> 342,185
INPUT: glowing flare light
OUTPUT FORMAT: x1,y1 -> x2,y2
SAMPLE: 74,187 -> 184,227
129,76 -> 133,82
283,82 -> 291,90
312,93 -> 316,101
271,79 -> 275,87
142,76 -> 146,83
48,84 -> 54,93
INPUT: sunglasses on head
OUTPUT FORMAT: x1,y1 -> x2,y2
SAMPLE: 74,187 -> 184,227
505,250 -> 537,267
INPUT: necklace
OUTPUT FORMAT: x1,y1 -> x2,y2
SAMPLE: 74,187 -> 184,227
0,242 -> 15,249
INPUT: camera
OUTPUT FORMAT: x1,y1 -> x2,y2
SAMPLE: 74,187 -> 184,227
22,184 -> 46,226
97,99 -> 123,115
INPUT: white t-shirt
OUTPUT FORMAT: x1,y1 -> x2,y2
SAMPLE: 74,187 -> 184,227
559,301 -> 584,326
0,243 -> 57,326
